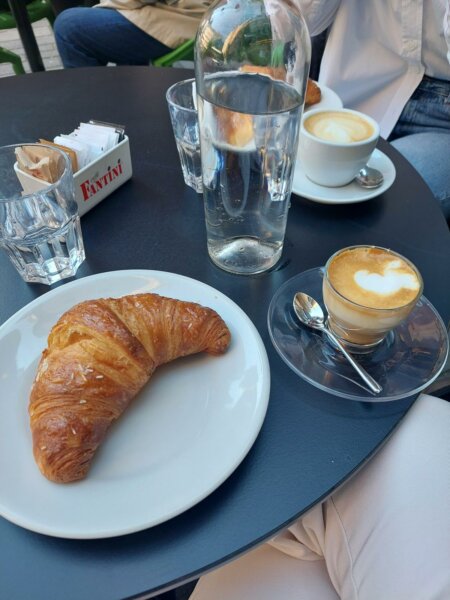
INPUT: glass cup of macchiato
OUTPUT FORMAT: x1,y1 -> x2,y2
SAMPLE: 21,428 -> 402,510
298,108 -> 379,187
323,245 -> 423,352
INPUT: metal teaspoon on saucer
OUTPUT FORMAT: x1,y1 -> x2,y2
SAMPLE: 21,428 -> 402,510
355,166 -> 384,189
292,292 -> 382,394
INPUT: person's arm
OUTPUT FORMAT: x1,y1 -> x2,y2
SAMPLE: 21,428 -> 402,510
295,0 -> 341,36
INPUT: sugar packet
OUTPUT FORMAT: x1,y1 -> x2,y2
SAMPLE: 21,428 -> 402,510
15,145 -> 65,183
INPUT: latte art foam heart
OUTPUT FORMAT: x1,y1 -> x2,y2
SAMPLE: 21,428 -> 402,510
354,260 -> 420,296
304,111 -> 374,143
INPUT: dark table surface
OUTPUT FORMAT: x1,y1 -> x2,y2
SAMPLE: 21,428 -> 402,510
0,66 -> 449,600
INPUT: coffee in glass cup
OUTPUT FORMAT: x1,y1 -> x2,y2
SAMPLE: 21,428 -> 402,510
323,245 -> 423,351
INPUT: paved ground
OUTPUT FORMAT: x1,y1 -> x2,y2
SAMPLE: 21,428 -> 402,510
0,18 -> 62,77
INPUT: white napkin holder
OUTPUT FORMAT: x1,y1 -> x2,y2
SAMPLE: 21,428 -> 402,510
14,136 -> 132,217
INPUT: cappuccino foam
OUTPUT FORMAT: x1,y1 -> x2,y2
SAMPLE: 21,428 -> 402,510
328,247 -> 421,309
304,111 -> 374,143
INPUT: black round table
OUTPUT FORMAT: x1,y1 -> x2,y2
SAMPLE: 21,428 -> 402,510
0,67 -> 449,600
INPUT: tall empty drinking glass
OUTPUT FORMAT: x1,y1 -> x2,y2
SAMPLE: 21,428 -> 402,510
166,78 -> 202,193
0,143 -> 85,285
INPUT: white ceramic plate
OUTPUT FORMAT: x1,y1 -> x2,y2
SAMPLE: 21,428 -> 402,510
304,83 -> 343,113
0,270 -> 270,539
292,149 -> 396,204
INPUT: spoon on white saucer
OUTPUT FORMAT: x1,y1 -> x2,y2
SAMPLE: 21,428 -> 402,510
292,292 -> 382,394
355,165 -> 384,189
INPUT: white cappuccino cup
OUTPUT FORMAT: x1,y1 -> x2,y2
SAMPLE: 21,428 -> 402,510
298,108 -> 380,187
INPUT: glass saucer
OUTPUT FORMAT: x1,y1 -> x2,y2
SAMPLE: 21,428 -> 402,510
267,267 -> 449,402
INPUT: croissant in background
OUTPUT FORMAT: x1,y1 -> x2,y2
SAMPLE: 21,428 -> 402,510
305,79 -> 321,107
29,293 -> 231,483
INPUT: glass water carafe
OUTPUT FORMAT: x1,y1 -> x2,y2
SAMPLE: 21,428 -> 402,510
195,0 -> 311,275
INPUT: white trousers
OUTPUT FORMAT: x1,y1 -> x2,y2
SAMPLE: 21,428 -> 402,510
190,394 -> 450,600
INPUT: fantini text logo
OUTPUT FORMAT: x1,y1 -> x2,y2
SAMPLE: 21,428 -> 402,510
80,159 -> 123,201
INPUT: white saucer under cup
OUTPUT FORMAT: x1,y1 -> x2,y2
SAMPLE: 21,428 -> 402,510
292,148 -> 396,204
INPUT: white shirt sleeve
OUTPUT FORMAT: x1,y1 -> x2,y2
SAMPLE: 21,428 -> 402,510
445,1 -> 450,64
295,0 -> 342,36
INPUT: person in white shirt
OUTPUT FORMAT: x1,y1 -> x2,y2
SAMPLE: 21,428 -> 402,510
301,0 -> 450,221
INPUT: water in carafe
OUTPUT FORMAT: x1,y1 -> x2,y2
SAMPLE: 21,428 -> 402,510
195,0 -> 311,274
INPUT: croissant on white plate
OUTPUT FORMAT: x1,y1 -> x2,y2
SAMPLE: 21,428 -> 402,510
29,293 -> 231,483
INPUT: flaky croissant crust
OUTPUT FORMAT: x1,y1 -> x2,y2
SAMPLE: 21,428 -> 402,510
29,293 -> 231,483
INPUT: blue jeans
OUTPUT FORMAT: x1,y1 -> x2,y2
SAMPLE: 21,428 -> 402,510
388,76 -> 450,221
54,7 -> 171,67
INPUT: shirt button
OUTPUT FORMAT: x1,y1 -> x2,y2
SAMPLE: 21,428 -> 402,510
406,40 -> 418,52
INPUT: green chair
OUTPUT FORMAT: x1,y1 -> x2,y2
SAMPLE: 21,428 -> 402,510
0,45 -> 25,74
152,38 -> 195,67
0,0 -> 55,74
0,0 -> 55,29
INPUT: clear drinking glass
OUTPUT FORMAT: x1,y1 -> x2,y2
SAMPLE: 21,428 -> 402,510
195,0 -> 311,275
166,78 -> 203,193
0,143 -> 85,285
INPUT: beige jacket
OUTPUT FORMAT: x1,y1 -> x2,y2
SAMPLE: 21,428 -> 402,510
97,0 -> 211,49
